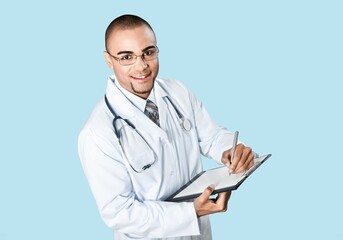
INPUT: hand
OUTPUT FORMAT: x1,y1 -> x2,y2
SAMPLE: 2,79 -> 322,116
193,185 -> 231,217
221,143 -> 254,174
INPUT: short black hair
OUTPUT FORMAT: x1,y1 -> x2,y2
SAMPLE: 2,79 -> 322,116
105,14 -> 155,51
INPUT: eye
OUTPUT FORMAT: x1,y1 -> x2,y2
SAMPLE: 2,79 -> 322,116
120,54 -> 133,60
143,49 -> 155,56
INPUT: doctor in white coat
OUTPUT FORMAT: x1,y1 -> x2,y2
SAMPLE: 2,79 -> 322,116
78,14 -> 255,240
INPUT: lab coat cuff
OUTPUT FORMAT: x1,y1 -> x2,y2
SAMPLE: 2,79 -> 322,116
128,200 -> 201,238
161,201 -> 200,237
117,200 -> 201,238
182,202 -> 201,236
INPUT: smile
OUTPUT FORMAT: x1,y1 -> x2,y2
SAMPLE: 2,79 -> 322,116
131,72 -> 152,81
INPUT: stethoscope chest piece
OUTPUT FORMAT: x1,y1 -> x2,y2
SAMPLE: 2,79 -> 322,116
165,96 -> 192,132
182,118 -> 192,132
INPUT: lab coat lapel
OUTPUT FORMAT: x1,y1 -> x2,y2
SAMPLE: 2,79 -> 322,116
154,80 -> 168,132
105,78 -> 135,120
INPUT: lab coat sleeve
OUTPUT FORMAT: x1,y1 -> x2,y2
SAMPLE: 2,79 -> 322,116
78,129 -> 200,238
188,90 -> 238,163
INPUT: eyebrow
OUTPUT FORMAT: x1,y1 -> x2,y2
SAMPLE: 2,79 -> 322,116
116,45 -> 156,55
142,45 -> 156,52
116,50 -> 133,55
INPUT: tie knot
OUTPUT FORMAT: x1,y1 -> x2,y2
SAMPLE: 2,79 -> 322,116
145,100 -> 158,112
144,100 -> 160,126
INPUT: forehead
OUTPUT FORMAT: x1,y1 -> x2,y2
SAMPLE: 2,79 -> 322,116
107,25 -> 156,53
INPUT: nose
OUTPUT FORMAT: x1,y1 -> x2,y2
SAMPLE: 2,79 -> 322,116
134,55 -> 148,70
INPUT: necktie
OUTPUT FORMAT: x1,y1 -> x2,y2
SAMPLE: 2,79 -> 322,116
144,100 -> 160,126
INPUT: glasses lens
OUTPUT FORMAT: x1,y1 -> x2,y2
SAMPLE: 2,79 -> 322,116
143,47 -> 159,61
119,55 -> 136,66
118,125 -> 156,172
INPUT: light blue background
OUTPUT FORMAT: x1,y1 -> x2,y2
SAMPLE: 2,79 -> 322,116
1,1 -> 342,239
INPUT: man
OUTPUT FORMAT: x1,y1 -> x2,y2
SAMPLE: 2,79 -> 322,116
78,14 -> 254,239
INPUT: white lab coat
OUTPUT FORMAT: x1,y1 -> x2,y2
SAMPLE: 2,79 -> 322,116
78,76 -> 236,239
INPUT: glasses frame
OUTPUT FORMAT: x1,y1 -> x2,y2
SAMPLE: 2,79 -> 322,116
106,46 -> 159,66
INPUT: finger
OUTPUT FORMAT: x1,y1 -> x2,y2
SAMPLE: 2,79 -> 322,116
236,152 -> 254,173
221,150 -> 231,165
230,144 -> 244,172
199,185 -> 215,202
235,146 -> 253,171
215,191 -> 231,212
248,158 -> 254,168
216,191 -> 231,204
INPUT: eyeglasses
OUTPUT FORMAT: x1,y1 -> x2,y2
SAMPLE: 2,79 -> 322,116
106,46 -> 159,66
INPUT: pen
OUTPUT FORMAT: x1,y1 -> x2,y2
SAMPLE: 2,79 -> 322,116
229,131 -> 239,175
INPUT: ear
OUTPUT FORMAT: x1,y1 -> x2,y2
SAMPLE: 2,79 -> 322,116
103,51 -> 114,69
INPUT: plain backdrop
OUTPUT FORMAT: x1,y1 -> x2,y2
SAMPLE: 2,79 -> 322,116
1,1 -> 342,239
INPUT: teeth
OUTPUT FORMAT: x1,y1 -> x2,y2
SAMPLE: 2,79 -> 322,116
134,76 -> 146,79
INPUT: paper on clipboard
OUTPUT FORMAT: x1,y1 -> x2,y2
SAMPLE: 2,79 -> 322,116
167,154 -> 271,202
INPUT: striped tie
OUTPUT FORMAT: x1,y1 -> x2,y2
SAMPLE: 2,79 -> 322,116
144,100 -> 160,126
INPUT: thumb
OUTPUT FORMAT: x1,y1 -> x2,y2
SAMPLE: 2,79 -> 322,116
199,184 -> 215,201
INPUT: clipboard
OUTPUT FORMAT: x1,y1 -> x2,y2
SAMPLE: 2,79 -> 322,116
166,154 -> 272,202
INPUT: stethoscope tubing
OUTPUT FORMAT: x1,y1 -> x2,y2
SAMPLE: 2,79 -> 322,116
104,94 -> 191,133
104,94 -> 191,172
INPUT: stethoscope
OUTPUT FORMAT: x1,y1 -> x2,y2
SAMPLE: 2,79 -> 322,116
163,96 -> 192,132
104,94 -> 192,173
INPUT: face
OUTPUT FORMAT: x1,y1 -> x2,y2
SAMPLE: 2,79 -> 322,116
104,25 -> 159,99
